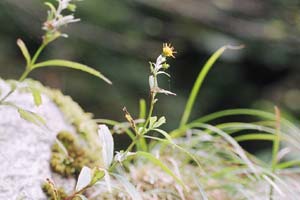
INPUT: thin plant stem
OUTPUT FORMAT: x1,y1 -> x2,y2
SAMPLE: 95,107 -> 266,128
0,41 -> 49,104
269,106 -> 281,200
31,42 -> 47,65
19,68 -> 31,82
138,92 -> 156,151
0,89 -> 14,103
142,93 -> 156,132
0,68 -> 31,103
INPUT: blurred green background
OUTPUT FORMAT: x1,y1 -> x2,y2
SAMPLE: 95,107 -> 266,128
0,0 -> 299,139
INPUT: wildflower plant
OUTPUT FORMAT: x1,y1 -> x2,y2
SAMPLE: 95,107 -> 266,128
60,43 -> 182,200
0,0 -> 110,124
43,0 -> 80,40
149,43 -> 177,96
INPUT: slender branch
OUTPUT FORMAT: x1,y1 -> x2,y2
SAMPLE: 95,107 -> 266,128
31,42 -> 47,65
0,41 -> 47,104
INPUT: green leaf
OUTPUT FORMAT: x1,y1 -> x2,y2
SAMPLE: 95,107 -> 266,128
149,116 -> 157,128
276,160 -> 300,169
152,128 -> 172,142
44,2 -> 57,21
30,87 -> 42,106
55,138 -> 69,156
153,116 -> 166,128
32,59 -> 112,84
17,39 -> 31,67
75,195 -> 88,200
67,3 -> 77,12
111,173 -> 142,200
192,123 -> 259,176
136,151 -> 186,189
138,99 -> 146,120
18,108 -> 46,126
234,133 -> 281,142
180,45 -> 243,127
44,2 -> 56,15
76,166 -> 92,192
91,167 -> 105,185
145,135 -> 204,173
192,108 -> 297,131
193,176 -> 209,200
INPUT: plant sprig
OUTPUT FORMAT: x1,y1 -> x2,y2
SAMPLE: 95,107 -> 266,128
0,0 -> 111,118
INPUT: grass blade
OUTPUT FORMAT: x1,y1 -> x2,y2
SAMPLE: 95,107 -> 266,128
234,133 -> 281,142
152,128 -> 173,142
193,123 -> 259,176
180,45 -> 242,127
144,135 -> 205,173
136,151 -> 187,189
111,173 -> 142,200
32,59 -> 112,84
192,108 -> 298,132
18,108 -> 46,127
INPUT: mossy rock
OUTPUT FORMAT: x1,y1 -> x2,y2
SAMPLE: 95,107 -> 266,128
0,78 -> 103,199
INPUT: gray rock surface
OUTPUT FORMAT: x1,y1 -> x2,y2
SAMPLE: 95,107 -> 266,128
0,79 -> 75,200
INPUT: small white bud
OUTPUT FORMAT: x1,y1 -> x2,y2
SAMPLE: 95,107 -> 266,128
149,75 -> 155,90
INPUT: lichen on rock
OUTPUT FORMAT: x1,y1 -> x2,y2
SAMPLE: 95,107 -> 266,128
0,78 -> 103,200
50,131 -> 100,177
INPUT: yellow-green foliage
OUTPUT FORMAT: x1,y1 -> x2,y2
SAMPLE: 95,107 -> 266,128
42,180 -> 68,200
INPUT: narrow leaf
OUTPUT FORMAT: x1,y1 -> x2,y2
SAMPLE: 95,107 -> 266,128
91,167 -> 105,185
152,128 -> 172,142
262,175 -> 285,197
17,39 -> 31,67
67,3 -> 77,12
153,116 -> 166,128
136,151 -> 186,189
234,133 -> 281,142
193,176 -> 209,200
30,87 -> 42,106
144,135 -> 204,173
192,108 -> 298,132
104,170 -> 112,193
149,116 -> 157,128
276,160 -> 300,169
32,59 -> 112,84
44,2 -> 56,16
139,99 -> 146,119
75,195 -> 88,200
180,45 -> 243,127
76,166 -> 92,192
111,173 -> 142,200
55,138 -> 69,156
18,108 -> 46,126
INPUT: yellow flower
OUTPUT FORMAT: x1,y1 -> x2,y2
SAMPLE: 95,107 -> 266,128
162,43 -> 177,58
